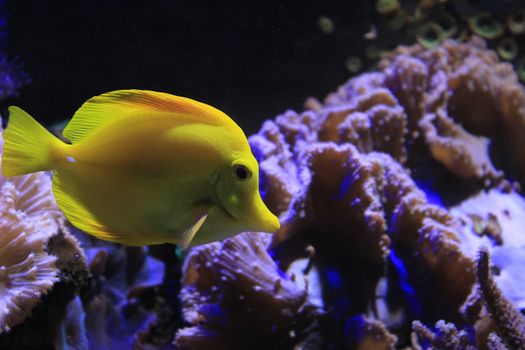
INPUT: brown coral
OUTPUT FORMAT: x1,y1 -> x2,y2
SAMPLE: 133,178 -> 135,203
270,142 -> 475,321
175,232 -> 321,350
243,36 -> 525,348
380,37 -> 525,184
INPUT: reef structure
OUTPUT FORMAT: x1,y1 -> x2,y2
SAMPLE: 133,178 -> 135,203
0,36 -> 524,349
178,36 -> 525,349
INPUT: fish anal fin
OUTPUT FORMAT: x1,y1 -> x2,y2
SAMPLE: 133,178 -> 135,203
179,213 -> 208,250
52,168 -> 139,245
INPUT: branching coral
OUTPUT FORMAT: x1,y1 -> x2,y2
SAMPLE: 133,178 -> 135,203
477,248 -> 525,349
411,320 -> 475,349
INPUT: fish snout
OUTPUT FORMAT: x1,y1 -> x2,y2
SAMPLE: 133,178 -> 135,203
262,214 -> 280,233
247,195 -> 280,233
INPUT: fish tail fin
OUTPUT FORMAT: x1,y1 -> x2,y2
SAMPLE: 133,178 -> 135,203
2,106 -> 65,176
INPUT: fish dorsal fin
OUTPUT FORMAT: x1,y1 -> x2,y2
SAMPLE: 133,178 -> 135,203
63,89 -> 233,143
179,213 -> 208,250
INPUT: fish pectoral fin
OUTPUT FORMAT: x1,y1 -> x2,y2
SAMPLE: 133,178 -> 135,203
179,212 -> 208,250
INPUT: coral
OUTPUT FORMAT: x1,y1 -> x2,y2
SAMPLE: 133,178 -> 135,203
417,23 -> 446,49
451,189 -> 525,310
411,320 -> 475,349
487,333 -> 509,350
344,315 -> 397,349
477,248 -> 525,349
130,243 -> 183,349
73,229 -> 169,350
0,191 -> 59,332
364,0 -> 525,82
244,37 -> 525,348
54,296 -> 89,350
418,109 -> 500,180
0,129 -> 61,332
0,124 -> 89,350
0,54 -> 30,101
496,38 -> 518,61
0,132 -> 182,350
175,232 -> 321,350
467,13 -> 504,40
1,29 -> 524,349
268,141 -> 475,323
380,37 -> 525,185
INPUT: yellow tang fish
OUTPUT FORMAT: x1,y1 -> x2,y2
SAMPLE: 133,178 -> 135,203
1,90 -> 280,247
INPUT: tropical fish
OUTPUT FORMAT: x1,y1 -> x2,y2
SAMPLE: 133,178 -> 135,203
1,90 -> 280,247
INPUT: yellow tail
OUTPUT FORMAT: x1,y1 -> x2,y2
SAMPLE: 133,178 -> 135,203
1,106 -> 64,176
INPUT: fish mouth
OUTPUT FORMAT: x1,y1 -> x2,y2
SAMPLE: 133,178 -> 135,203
245,194 -> 280,233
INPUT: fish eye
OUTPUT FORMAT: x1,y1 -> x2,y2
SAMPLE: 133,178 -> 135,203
232,164 -> 251,181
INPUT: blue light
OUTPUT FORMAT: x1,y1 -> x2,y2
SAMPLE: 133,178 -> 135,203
415,178 -> 444,207
331,171 -> 354,201
389,249 -> 422,316
324,267 -> 343,289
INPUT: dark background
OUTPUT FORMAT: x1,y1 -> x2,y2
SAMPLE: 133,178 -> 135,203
5,0 -> 373,135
